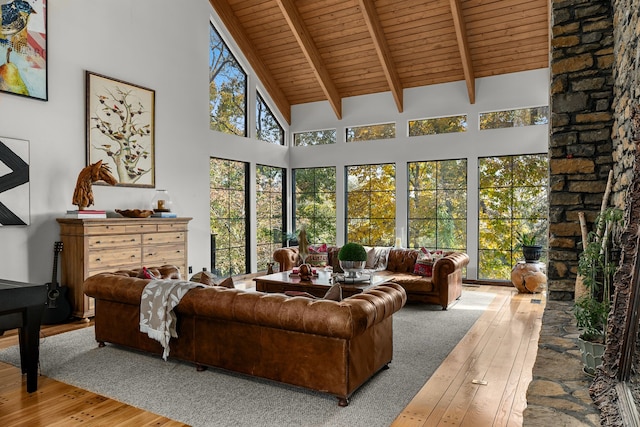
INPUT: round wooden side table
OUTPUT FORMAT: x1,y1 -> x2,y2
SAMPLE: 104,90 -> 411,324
511,261 -> 547,293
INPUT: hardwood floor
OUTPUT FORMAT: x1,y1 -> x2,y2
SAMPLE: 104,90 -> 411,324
0,285 -> 543,426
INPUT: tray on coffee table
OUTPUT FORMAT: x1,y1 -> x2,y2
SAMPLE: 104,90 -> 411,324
254,270 -> 386,298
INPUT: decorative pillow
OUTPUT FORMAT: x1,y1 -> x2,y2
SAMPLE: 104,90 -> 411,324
309,243 -> 327,253
373,247 -> 391,270
364,246 -> 377,269
137,266 -> 158,279
323,284 -> 343,301
215,276 -> 235,288
306,252 -> 328,267
414,248 -> 434,276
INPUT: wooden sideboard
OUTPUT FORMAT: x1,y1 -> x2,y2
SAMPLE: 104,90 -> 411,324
56,217 -> 191,319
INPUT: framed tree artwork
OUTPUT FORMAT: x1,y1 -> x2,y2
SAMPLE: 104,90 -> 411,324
0,0 -> 48,100
85,71 -> 155,188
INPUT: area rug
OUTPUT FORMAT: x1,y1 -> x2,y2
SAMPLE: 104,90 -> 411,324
0,289 -> 495,427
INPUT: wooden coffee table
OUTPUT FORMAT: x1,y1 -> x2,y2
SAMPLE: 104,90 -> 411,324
254,270 -> 386,298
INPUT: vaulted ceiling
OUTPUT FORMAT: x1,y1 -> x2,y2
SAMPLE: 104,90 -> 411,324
209,0 -> 549,124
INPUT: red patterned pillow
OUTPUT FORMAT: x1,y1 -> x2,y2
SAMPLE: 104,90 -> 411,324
137,266 -> 158,279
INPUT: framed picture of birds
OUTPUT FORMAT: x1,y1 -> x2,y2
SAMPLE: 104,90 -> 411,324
85,71 -> 156,188
0,0 -> 47,101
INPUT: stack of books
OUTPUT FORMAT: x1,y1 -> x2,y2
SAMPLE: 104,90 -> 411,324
65,209 -> 107,218
151,211 -> 177,218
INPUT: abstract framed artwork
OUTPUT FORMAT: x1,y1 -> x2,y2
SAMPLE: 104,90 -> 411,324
86,71 -> 155,188
0,136 -> 29,226
0,0 -> 48,101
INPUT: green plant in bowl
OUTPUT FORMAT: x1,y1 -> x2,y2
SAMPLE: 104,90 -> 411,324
338,243 -> 367,278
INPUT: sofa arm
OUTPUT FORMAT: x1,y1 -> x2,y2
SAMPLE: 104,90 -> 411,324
273,247 -> 300,271
432,252 -> 469,285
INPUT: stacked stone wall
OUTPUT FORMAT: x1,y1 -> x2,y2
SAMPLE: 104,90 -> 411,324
611,0 -> 640,207
549,0 -> 615,300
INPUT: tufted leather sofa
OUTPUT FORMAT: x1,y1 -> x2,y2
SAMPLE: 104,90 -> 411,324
273,246 -> 469,310
83,266 -> 407,406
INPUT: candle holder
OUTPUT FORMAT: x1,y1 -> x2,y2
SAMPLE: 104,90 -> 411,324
151,189 -> 172,212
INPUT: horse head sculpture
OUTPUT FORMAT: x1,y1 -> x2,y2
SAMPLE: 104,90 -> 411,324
72,160 -> 118,210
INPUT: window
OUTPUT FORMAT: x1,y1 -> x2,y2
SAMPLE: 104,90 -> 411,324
409,115 -> 467,136
294,129 -> 336,146
293,167 -> 336,244
210,158 -> 249,276
478,154 -> 549,280
408,159 -> 467,251
209,24 -> 247,136
256,93 -> 284,145
256,165 -> 285,271
479,106 -> 549,130
346,164 -> 396,246
346,123 -> 396,142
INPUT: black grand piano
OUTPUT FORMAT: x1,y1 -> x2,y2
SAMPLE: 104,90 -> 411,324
0,279 -> 47,392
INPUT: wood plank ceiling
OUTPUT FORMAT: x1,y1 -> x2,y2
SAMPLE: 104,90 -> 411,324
209,0 -> 549,124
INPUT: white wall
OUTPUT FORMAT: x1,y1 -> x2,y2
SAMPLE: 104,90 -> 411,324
0,0 -> 548,284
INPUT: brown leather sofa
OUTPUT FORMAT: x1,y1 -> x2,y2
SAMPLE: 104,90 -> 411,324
273,246 -> 469,310
83,266 -> 407,406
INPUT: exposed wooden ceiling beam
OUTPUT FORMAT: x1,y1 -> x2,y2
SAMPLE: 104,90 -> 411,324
209,0 -> 292,124
449,0 -> 476,104
275,0 -> 343,120
357,0 -> 403,113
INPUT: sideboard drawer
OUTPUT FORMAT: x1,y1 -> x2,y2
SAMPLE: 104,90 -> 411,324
143,245 -> 185,264
84,224 -> 128,235
87,248 -> 140,270
143,232 -> 185,245
88,234 -> 141,249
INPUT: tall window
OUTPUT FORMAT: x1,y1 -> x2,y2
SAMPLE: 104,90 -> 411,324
346,164 -> 396,246
210,158 -> 248,277
209,24 -> 247,136
256,165 -> 285,271
479,106 -> 549,130
478,154 -> 549,280
346,123 -> 396,142
408,159 -> 467,251
256,93 -> 284,145
294,129 -> 336,146
293,167 -> 337,244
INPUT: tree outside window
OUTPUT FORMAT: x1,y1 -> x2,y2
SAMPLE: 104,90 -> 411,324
294,129 -> 336,146
256,165 -> 285,270
210,158 -> 248,277
209,24 -> 247,136
256,93 -> 284,145
293,167 -> 336,244
408,159 -> 467,251
478,154 -> 549,280
346,164 -> 396,246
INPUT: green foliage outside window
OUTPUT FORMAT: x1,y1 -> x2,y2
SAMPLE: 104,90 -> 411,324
478,154 -> 549,280
256,165 -> 285,271
479,106 -> 549,130
209,24 -> 246,136
256,94 -> 284,145
408,115 -> 467,136
346,123 -> 396,142
408,159 -> 467,251
346,164 -> 396,246
294,129 -> 336,146
294,167 -> 336,244
210,158 -> 248,277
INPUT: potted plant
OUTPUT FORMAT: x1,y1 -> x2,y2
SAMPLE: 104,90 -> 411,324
337,242 -> 367,278
573,207 -> 623,375
516,231 -> 543,262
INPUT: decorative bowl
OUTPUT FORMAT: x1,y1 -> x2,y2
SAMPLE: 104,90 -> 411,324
115,209 -> 154,218
339,260 -> 366,278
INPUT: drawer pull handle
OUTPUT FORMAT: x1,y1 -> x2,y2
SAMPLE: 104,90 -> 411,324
95,240 -> 101,244
95,258 -> 101,262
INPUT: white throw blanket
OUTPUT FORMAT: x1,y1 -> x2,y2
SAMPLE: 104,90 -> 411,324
139,279 -> 204,360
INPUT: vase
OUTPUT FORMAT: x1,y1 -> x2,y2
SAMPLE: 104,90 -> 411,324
522,245 -> 542,262
339,260 -> 366,278
151,189 -> 172,212
577,336 -> 605,376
